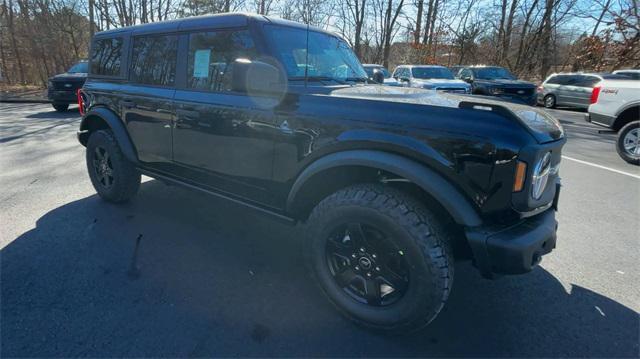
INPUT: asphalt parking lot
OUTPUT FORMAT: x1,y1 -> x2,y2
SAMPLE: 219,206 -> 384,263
1,102 -> 638,357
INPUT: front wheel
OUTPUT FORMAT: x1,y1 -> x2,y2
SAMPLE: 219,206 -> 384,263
305,184 -> 453,333
616,121 -> 640,165
86,129 -> 141,202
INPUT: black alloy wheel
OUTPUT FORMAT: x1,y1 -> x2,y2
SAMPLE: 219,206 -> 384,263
92,146 -> 115,189
326,222 -> 409,306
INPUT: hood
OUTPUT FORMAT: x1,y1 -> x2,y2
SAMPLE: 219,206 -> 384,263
327,85 -> 564,143
475,79 -> 535,88
413,78 -> 470,88
51,72 -> 88,80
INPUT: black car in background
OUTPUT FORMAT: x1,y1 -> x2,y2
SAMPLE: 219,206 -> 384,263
78,13 -> 564,333
457,66 -> 537,105
47,60 -> 88,111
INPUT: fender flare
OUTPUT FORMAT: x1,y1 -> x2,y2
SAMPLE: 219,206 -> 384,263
79,107 -> 139,164
286,150 -> 482,227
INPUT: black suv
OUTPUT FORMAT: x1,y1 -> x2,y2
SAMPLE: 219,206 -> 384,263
78,14 -> 565,333
47,60 -> 88,111
458,66 -> 537,105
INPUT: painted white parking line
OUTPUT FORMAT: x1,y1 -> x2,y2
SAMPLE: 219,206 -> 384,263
562,155 -> 640,179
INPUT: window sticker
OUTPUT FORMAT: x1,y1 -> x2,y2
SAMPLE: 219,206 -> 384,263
193,49 -> 211,78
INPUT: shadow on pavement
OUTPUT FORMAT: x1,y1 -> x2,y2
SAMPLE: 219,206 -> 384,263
2,180 -> 638,357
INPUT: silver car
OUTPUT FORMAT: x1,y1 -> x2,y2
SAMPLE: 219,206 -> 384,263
537,73 -> 627,109
392,65 -> 471,93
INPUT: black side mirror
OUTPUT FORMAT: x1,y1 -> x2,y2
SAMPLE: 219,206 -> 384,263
462,76 -> 473,83
231,59 -> 286,96
372,69 -> 385,84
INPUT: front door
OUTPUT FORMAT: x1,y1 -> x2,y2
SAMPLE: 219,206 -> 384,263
172,29 -> 280,207
121,34 -> 178,164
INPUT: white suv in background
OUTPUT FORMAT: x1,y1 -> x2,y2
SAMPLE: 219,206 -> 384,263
586,78 -> 640,165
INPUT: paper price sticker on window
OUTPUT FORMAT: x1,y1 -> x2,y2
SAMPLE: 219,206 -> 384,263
193,49 -> 211,78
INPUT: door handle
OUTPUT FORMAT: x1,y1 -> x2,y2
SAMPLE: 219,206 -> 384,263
121,101 -> 136,109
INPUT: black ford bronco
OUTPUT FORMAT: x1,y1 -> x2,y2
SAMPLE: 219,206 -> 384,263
78,13 -> 565,333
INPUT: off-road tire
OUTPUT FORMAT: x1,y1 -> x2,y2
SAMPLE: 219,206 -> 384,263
86,129 -> 140,202
52,103 -> 69,112
543,94 -> 556,109
616,121 -> 640,165
305,184 -> 454,333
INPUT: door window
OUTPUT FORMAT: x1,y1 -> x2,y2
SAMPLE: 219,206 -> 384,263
187,30 -> 257,92
130,35 -> 178,86
575,75 -> 600,88
90,37 -> 123,77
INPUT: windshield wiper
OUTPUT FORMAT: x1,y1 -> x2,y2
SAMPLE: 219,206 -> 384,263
289,76 -> 347,84
344,77 -> 368,83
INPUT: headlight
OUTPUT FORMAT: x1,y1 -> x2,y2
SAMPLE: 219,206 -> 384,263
531,152 -> 551,199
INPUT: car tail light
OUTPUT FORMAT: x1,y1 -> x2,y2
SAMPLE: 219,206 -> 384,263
590,86 -> 601,104
77,89 -> 86,115
537,86 -> 543,93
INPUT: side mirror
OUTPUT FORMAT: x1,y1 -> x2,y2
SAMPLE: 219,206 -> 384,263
372,69 -> 385,84
231,59 -> 286,96
462,76 -> 473,83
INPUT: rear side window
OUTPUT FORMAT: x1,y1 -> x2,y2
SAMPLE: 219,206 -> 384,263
576,75 -> 600,88
130,35 -> 178,86
546,75 -> 560,84
90,37 -> 123,76
187,30 -> 257,92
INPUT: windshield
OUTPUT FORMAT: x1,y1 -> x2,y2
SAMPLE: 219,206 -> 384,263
411,67 -> 454,80
364,66 -> 391,78
264,25 -> 367,81
67,62 -> 88,73
473,67 -> 515,80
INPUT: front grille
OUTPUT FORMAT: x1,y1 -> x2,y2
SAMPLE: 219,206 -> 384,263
52,80 -> 84,91
504,88 -> 534,96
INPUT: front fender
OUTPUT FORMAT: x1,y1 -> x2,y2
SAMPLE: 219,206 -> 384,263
286,150 -> 482,227
78,106 -> 139,164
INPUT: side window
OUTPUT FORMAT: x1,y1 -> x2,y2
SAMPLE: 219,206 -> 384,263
130,35 -> 178,86
576,76 -> 600,88
187,30 -> 257,92
90,37 -> 123,76
546,75 -> 559,84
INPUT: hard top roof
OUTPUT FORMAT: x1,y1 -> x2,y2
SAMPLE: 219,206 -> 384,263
93,12 -> 331,37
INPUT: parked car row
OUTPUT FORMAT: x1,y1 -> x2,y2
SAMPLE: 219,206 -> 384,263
363,63 -> 639,110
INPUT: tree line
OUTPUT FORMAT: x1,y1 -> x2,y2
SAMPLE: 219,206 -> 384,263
1,0 -> 638,86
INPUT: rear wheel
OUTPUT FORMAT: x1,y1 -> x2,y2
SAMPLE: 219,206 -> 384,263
305,184 -> 453,333
543,94 -> 556,109
52,103 -> 69,112
86,130 -> 141,202
616,121 -> 640,165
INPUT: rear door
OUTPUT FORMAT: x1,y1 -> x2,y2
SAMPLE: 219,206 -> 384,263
121,34 -> 178,165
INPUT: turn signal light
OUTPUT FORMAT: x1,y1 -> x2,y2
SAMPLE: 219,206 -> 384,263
513,161 -> 527,192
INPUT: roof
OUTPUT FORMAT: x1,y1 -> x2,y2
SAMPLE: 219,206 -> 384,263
362,64 -> 385,67
94,12 -> 331,37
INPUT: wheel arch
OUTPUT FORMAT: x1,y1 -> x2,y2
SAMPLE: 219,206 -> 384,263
286,150 -> 482,227
613,104 -> 640,131
78,106 -> 139,164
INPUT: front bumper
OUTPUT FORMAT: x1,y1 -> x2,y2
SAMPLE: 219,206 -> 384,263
494,93 -> 537,106
466,207 -> 558,278
47,89 -> 77,104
